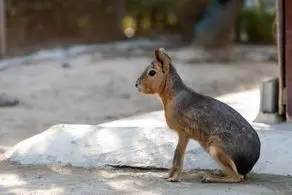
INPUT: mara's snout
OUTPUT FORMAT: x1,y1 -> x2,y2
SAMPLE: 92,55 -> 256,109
135,79 -> 143,92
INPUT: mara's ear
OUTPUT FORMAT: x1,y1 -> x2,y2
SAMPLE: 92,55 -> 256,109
154,48 -> 171,73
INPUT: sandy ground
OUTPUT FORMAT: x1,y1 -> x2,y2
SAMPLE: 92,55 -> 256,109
0,46 -> 282,194
0,161 -> 292,195
0,54 -> 277,149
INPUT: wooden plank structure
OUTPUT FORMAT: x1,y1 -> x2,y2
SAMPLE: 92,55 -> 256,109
277,0 -> 292,121
283,0 -> 292,120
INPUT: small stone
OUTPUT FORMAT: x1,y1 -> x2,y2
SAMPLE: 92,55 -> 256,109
61,62 -> 71,68
0,94 -> 19,107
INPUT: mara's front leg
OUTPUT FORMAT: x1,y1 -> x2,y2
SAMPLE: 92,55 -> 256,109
164,132 -> 189,182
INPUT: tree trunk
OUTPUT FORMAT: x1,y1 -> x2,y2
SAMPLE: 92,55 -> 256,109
112,0 -> 126,39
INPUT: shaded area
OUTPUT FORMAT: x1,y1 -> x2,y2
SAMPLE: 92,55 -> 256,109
0,93 -> 19,107
0,161 -> 291,195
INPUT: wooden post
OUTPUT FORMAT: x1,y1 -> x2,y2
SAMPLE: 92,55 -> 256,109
284,0 -> 292,120
112,0 -> 125,39
0,0 -> 6,58
277,0 -> 285,116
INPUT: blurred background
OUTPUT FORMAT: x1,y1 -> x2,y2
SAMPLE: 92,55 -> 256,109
1,0 -> 275,58
0,0 -> 278,149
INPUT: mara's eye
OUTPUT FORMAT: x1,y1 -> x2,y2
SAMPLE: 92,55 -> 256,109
148,70 -> 156,76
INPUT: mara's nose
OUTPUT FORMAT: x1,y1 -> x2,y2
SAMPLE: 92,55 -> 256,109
135,80 -> 139,88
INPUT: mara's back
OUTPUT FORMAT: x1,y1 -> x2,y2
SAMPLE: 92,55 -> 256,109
172,87 -> 261,175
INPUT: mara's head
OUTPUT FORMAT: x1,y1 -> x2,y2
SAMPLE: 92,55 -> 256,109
135,48 -> 172,94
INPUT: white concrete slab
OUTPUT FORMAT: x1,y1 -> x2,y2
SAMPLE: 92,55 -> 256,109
5,89 -> 292,176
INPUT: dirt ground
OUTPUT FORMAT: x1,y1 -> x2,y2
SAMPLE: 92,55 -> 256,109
0,53 -> 277,149
0,161 -> 292,195
0,46 -> 283,194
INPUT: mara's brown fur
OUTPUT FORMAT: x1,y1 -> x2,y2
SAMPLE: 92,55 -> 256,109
135,48 -> 261,183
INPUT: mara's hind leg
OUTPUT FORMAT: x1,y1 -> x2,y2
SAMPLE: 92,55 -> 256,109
202,145 -> 244,183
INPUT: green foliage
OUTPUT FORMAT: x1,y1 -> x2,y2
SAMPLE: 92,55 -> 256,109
241,4 -> 275,44
4,0 -> 277,56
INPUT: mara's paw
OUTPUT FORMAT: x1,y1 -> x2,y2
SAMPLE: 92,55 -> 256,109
162,173 -> 171,180
212,169 -> 225,177
201,175 -> 213,183
163,169 -> 181,182
162,168 -> 176,179
201,175 -> 243,183
167,176 -> 181,182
